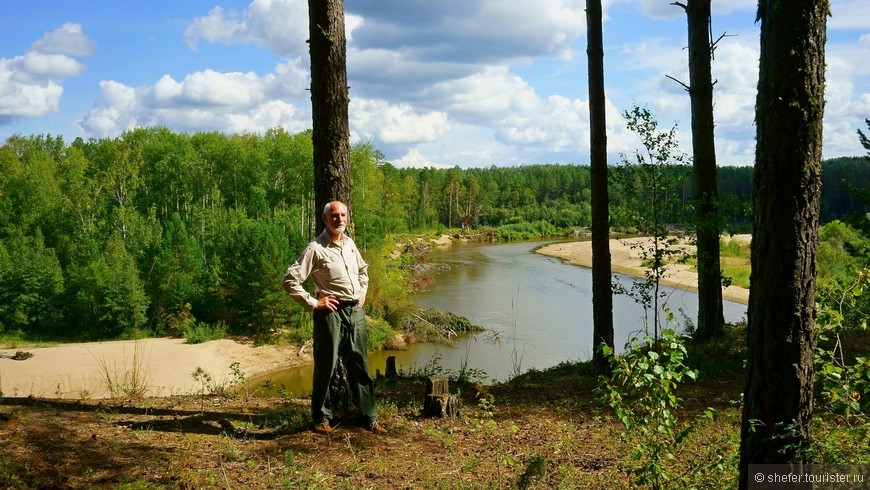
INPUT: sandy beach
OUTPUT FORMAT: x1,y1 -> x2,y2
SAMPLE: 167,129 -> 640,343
0,337 -> 310,400
536,235 -> 750,305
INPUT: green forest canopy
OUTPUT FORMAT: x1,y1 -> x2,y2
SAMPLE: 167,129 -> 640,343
1,129 -> 868,341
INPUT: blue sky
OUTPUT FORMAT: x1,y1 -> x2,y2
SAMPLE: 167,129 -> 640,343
1,0 -> 868,168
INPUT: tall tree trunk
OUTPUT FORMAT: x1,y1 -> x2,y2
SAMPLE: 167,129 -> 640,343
684,0 -> 724,338
586,0 -> 614,371
738,0 -> 826,487
308,0 -> 354,415
309,0 -> 352,236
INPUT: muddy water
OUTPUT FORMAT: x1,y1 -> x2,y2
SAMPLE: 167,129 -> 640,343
253,240 -> 747,396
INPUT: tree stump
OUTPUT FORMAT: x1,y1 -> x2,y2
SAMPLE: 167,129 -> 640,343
385,355 -> 398,378
328,359 -> 355,419
423,375 -> 459,418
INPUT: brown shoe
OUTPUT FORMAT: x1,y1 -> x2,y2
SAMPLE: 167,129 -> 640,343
313,421 -> 335,435
367,420 -> 387,434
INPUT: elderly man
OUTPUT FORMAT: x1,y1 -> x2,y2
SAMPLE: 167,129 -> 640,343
282,200 -> 386,435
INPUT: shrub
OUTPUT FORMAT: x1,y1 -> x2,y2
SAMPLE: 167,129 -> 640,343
598,329 -> 717,489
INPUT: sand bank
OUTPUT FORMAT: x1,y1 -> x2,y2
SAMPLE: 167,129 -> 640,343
536,235 -> 750,305
0,337 -> 310,399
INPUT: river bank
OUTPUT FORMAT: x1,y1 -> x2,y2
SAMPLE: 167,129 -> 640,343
536,235 -> 751,305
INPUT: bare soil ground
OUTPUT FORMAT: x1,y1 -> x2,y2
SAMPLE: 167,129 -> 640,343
0,361 -> 745,489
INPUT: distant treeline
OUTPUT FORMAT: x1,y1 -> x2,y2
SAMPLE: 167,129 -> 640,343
1,128 -> 868,339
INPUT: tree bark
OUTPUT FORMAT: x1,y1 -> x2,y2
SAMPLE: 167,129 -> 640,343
586,0 -> 614,371
309,0 -> 352,235
738,0 -> 827,487
684,0 -> 724,338
308,0 -> 354,412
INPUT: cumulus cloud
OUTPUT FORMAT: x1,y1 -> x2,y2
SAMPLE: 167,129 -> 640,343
0,23 -> 94,123
79,81 -> 139,136
184,0 -> 309,57
180,0 -> 593,165
350,99 -> 450,145
30,23 -> 97,57
80,59 -> 311,137
348,0 -> 583,61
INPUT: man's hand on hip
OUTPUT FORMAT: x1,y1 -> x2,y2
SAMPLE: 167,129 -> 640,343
315,294 -> 339,312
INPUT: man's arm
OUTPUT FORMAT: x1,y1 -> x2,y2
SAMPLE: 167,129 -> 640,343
282,247 -> 318,311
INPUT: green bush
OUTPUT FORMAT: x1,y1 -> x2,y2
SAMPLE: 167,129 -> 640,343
719,238 -> 747,257
182,321 -> 228,344
598,329 -> 719,489
365,316 -> 398,351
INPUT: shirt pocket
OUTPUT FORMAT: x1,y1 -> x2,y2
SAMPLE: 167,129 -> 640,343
316,250 -> 345,278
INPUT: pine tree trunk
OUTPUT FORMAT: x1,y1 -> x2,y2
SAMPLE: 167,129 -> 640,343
308,0 -> 353,409
685,0 -> 724,338
309,0 -> 352,236
738,1 -> 826,486
586,0 -> 614,371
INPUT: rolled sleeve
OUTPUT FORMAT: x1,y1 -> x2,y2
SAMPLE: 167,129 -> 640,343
282,247 -> 318,311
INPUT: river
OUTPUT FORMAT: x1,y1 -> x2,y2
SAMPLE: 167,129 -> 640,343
254,239 -> 748,394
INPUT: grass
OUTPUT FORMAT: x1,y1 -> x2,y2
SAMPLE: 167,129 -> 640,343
94,340 -> 151,398
719,237 -> 751,289
0,332 -> 59,349
181,321 -> 228,344
679,237 -> 751,290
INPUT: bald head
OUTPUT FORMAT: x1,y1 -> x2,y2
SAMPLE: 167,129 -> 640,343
322,201 -> 348,240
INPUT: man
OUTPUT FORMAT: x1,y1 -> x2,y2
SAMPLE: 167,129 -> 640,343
282,200 -> 386,435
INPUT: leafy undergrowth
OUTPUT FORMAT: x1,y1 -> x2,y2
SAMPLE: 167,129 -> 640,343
0,361 -> 745,490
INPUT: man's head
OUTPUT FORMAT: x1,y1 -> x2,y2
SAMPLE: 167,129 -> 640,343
322,201 -> 348,238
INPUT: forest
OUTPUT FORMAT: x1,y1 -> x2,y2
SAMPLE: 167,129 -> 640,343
1,128 -> 869,343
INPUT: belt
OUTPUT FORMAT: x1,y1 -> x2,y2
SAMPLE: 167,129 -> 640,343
337,299 -> 359,308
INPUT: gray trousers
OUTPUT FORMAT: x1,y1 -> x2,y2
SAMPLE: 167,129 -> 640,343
311,304 -> 377,424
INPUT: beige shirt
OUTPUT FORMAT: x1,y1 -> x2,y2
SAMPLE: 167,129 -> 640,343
282,230 -> 368,311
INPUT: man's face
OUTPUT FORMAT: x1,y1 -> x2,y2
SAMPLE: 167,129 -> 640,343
324,203 -> 348,235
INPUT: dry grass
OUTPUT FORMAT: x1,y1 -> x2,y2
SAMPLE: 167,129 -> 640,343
94,340 -> 151,399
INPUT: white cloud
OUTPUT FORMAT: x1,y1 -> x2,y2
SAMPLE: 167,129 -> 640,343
392,148 -> 440,168
31,23 -> 97,57
184,0 -> 309,57
348,0 -> 583,64
80,60 -> 311,137
79,80 -> 139,136
0,23 -> 94,122
350,99 -> 450,145
176,70 -> 265,106
5,0 -> 867,168
0,61 -> 64,118
19,52 -> 85,80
